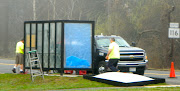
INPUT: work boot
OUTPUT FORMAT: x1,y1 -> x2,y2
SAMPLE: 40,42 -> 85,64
117,70 -> 121,72
12,68 -> 16,73
20,71 -> 24,74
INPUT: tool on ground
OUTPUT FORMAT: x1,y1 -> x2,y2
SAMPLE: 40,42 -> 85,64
28,50 -> 44,82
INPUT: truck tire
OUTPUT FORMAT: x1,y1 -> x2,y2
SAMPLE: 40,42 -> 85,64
98,61 -> 107,74
134,67 -> 145,75
134,71 -> 144,75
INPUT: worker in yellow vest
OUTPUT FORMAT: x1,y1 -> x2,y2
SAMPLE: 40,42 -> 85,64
12,39 -> 24,74
106,38 -> 120,72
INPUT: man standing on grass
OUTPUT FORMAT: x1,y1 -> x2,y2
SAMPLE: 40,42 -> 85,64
105,38 -> 120,72
12,38 -> 24,74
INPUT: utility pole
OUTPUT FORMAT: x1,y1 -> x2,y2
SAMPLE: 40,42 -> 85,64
168,6 -> 175,62
107,0 -> 111,35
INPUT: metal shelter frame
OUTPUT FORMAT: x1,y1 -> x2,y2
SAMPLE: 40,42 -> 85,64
24,20 -> 95,75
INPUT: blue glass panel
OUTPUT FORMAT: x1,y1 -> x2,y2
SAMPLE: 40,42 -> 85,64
64,23 -> 92,68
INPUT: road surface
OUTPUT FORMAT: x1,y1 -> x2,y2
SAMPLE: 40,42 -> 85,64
0,59 -> 180,85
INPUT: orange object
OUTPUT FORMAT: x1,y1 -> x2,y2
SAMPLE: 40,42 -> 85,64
169,62 -> 176,78
24,70 -> 28,74
64,70 -> 73,74
79,70 -> 87,75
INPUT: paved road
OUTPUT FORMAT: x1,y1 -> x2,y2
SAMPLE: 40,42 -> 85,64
0,59 -> 180,85
0,59 -> 15,73
144,70 -> 180,85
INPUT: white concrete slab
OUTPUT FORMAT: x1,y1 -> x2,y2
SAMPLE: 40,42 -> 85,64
93,72 -> 154,83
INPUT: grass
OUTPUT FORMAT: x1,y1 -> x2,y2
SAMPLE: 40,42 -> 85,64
0,74 -> 114,90
76,87 -> 180,91
0,73 -> 179,91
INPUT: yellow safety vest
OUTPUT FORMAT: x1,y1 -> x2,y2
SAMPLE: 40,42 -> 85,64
16,41 -> 24,54
109,42 -> 120,59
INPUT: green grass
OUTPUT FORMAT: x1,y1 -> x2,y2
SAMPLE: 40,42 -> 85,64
0,74 -> 179,91
77,87 -> 180,91
0,74 -> 114,90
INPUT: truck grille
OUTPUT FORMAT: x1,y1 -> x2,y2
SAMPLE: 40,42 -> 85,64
120,52 -> 144,61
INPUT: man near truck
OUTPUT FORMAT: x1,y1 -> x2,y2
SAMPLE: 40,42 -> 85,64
12,38 -> 24,74
105,38 -> 120,72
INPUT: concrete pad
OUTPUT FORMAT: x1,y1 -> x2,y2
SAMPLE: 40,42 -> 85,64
83,72 -> 165,86
93,72 -> 154,83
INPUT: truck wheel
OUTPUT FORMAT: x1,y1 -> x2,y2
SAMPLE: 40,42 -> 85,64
134,69 -> 145,75
137,71 -> 144,75
98,61 -> 107,74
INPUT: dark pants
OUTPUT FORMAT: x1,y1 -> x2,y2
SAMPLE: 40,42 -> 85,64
108,59 -> 119,72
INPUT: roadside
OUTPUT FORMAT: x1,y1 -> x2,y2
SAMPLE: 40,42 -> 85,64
0,57 -> 15,60
1,58 -> 180,71
60,86 -> 180,91
1,59 -> 180,85
144,70 -> 180,85
0,73 -> 180,91
0,59 -> 15,73
148,68 -> 180,72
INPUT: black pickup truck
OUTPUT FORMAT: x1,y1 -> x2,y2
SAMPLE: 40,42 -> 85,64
93,35 -> 148,75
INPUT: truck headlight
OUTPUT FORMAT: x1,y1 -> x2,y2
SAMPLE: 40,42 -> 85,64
144,53 -> 148,60
145,55 -> 148,60
144,53 -> 148,62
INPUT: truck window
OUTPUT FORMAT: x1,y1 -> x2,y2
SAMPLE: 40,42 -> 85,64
96,38 -> 130,47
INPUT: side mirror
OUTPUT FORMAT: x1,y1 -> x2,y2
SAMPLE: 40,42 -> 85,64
131,42 -> 136,47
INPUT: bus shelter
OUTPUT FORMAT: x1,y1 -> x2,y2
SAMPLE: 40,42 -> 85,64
24,20 -> 95,75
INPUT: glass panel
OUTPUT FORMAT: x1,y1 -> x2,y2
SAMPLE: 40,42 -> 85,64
56,22 -> 61,68
50,23 -> 55,68
25,24 -> 30,51
37,23 -> 43,68
25,23 -> 30,67
43,23 -> 49,68
37,24 -> 42,53
31,23 -> 36,49
25,54 -> 29,67
50,54 -> 55,68
64,23 -> 92,68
